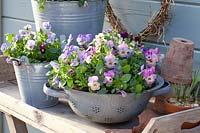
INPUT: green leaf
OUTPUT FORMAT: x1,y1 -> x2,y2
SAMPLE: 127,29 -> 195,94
96,62 -> 104,73
67,79 -> 74,88
6,34 -> 14,43
49,48 -> 58,53
135,84 -> 143,93
121,74 -> 132,83
111,89 -> 116,94
122,65 -> 131,73
98,88 -> 108,94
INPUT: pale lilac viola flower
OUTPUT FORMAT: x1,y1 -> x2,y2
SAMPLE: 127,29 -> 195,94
106,40 -> 114,48
95,38 -> 102,47
104,54 -> 118,69
104,70 -> 115,84
88,76 -> 100,91
46,32 -> 56,44
42,22 -> 52,30
50,61 -> 60,72
145,74 -> 157,86
19,29 -> 27,37
118,43 -> 129,58
85,55 -> 93,64
52,76 -> 59,86
105,29 -> 112,33
145,48 -> 160,63
117,89 -> 127,98
88,76 -> 99,83
1,43 -> 10,53
24,24 -> 32,30
76,34 -> 92,46
60,51 -> 70,63
71,59 -> 79,67
6,57 -> 12,64
26,40 -> 36,50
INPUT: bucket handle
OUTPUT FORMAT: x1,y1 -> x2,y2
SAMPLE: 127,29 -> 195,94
43,83 -> 69,99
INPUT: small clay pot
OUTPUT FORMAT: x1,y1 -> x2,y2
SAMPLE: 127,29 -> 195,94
164,98 -> 200,129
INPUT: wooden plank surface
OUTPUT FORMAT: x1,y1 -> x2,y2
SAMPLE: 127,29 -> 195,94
5,114 -> 28,133
142,107 -> 200,133
0,82 -> 139,133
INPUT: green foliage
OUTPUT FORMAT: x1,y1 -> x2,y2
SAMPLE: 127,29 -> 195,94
174,70 -> 200,105
2,25 -> 61,63
38,0 -> 88,11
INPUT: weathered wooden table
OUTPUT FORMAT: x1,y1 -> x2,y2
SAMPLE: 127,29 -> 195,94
0,80 -> 200,133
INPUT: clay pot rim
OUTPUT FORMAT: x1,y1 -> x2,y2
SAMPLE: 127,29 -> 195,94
164,97 -> 193,110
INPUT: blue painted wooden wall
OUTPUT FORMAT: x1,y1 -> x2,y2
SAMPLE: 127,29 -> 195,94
1,0 -> 200,132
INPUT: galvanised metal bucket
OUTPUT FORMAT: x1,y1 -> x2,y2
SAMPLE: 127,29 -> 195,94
31,0 -> 106,38
13,62 -> 58,109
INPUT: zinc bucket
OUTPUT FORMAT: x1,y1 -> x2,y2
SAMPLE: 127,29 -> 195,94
31,0 -> 106,38
13,62 -> 58,109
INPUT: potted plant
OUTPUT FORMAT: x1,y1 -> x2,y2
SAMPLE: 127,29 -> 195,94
43,29 -> 167,123
31,0 -> 106,38
1,22 -> 61,108
164,70 -> 200,129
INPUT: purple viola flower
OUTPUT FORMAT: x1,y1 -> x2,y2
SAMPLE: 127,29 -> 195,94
42,22 -> 52,30
88,76 -> 100,91
12,34 -> 21,42
106,40 -> 114,48
142,67 -> 155,79
52,76 -> 59,86
6,57 -> 12,64
105,29 -> 112,33
60,51 -> 70,63
24,24 -> 32,31
135,36 -> 140,44
117,89 -> 127,98
146,58 -> 157,67
71,59 -> 79,67
1,43 -> 10,53
87,47 -> 96,56
76,34 -> 92,46
120,32 -> 129,39
78,50 -> 87,64
46,32 -> 56,44
39,44 -> 46,54
104,70 -> 115,84
117,43 -> 129,58
26,40 -> 36,50
104,54 -> 118,69
19,29 -> 27,37
50,61 -> 60,72
145,48 -> 160,63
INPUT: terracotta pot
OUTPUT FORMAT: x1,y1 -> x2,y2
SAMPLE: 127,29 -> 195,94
164,98 -> 200,129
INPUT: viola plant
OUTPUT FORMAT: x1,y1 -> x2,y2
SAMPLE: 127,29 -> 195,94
1,22 -> 61,64
38,0 -> 88,11
47,30 -> 161,96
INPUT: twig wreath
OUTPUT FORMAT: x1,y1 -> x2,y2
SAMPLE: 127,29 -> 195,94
105,0 -> 174,42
